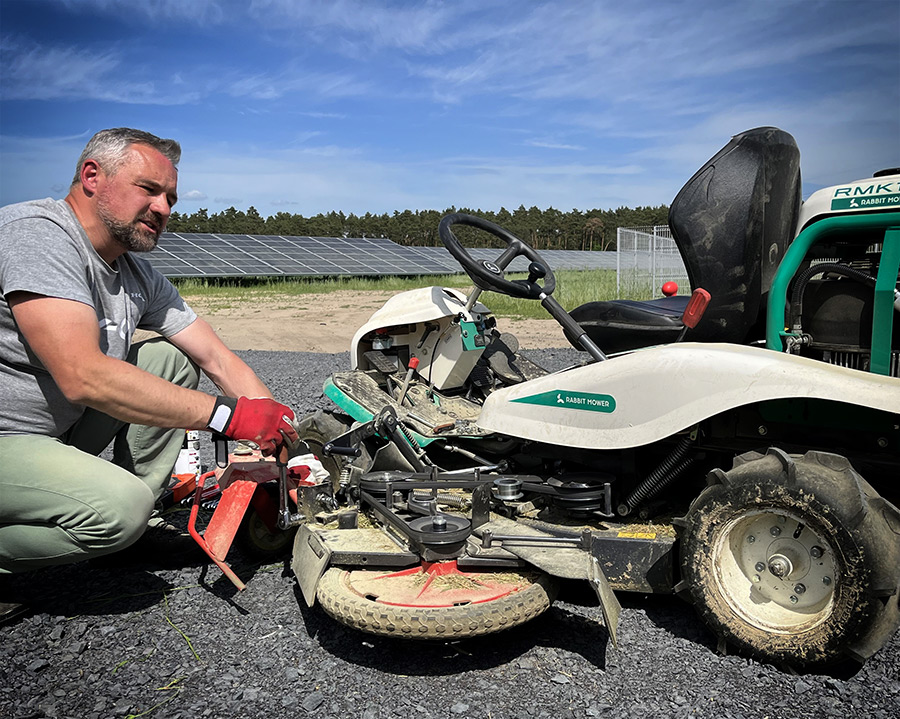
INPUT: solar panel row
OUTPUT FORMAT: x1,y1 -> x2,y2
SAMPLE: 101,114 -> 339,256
147,233 -> 617,278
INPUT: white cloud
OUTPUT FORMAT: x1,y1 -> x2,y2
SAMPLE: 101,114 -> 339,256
60,0 -> 227,24
0,132 -> 90,202
248,0 -> 457,52
0,35 -> 200,104
526,140 -> 585,152
181,190 -> 208,201
223,67 -> 370,101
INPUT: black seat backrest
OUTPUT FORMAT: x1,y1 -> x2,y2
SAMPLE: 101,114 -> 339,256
668,127 -> 802,343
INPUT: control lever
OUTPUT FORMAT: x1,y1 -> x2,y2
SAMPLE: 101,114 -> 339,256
541,294 -> 608,362
676,288 -> 712,341
396,356 -> 420,406
527,261 -> 547,284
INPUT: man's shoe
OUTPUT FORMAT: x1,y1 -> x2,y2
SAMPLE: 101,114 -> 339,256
128,514 -> 209,566
92,514 -> 208,568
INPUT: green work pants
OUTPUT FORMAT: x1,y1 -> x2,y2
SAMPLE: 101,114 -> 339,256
0,338 -> 200,574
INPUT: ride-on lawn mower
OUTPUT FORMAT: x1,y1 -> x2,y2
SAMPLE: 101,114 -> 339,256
192,127 -> 900,671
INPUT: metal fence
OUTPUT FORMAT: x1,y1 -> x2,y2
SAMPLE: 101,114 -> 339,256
616,225 -> 689,299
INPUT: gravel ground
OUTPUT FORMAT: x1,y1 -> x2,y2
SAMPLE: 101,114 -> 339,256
2,348 -> 898,719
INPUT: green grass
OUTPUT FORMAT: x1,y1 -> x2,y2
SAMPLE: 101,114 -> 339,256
173,269 -> 643,320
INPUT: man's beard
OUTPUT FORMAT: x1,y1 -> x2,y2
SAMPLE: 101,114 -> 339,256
97,200 -> 161,253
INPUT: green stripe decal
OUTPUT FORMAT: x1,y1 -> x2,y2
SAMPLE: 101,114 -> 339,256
512,390 -> 616,413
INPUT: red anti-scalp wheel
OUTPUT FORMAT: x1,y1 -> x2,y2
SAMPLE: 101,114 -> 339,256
316,561 -> 557,638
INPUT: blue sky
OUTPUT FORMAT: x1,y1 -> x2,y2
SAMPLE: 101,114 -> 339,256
1,0 -> 898,220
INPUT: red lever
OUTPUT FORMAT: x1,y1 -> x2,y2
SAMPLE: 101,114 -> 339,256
681,288 -> 711,329
397,357 -> 420,406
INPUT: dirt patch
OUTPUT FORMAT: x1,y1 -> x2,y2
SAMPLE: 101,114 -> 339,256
177,290 -> 571,353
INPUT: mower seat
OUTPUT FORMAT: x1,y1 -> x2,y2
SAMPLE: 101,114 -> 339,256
567,126 -> 802,353
568,296 -> 689,355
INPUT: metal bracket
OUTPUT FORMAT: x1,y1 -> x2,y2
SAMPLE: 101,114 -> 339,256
480,528 -> 592,550
291,525 -> 332,607
588,550 -> 621,649
323,420 -> 377,458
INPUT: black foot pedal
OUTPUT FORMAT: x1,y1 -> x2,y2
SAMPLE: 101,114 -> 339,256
364,350 -> 399,374
482,332 -> 525,383
469,363 -> 493,388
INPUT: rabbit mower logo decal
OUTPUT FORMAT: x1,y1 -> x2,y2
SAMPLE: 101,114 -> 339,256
512,390 -> 616,413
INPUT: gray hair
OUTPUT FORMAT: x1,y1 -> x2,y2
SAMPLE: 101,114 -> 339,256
71,128 -> 181,186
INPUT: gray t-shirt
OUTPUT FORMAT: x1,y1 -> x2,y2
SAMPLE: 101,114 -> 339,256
0,198 -> 197,437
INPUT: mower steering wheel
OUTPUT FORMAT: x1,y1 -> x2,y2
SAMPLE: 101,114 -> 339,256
438,213 -> 556,300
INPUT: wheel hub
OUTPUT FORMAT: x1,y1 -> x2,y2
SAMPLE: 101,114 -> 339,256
714,509 -> 837,632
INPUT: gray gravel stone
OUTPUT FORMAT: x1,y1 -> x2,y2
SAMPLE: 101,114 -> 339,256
302,690 -> 325,711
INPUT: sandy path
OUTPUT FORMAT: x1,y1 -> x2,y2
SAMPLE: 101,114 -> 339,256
178,289 -> 570,353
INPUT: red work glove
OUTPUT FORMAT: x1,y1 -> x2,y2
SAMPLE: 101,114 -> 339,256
207,396 -> 299,456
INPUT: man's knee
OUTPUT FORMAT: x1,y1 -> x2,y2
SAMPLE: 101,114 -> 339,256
131,337 -> 199,390
88,483 -> 155,554
0,469 -> 155,572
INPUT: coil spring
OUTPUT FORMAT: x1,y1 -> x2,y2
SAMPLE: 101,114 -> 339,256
618,436 -> 694,515
339,467 -> 351,488
410,490 -> 468,508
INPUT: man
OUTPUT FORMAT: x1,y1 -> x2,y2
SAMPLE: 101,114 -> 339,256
0,128 -> 298,619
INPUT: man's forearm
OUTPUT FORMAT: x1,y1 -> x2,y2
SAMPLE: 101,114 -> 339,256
70,354 -> 218,430
201,349 -> 272,400
167,317 -> 273,401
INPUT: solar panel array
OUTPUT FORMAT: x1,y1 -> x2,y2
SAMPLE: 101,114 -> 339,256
148,233 -> 617,279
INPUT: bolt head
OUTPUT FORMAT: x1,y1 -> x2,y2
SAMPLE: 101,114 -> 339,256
751,574 -> 761,583
747,535 -> 756,544
823,576 -> 832,586
810,546 -> 824,558
770,526 -> 781,537
790,595 -> 799,604
794,584 -> 806,595
755,562 -> 766,572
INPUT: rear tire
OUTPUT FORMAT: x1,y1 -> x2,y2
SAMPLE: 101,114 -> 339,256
678,448 -> 900,669
235,485 -> 295,560
316,564 -> 557,639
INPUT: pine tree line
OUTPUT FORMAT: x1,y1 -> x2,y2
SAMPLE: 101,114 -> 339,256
166,204 -> 669,252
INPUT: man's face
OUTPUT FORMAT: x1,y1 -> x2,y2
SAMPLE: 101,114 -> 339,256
94,144 -> 178,253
